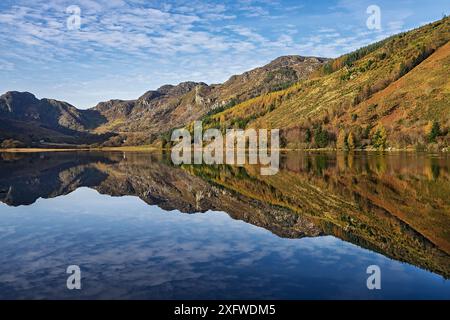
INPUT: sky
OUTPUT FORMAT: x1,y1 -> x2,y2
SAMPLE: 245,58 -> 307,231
0,0 -> 448,109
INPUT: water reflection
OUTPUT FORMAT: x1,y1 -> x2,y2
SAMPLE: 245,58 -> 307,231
0,151 -> 449,299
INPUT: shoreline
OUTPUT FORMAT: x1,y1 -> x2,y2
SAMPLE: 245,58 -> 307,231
0,146 -> 448,153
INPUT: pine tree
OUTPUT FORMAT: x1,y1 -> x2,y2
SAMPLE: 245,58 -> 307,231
428,121 -> 441,143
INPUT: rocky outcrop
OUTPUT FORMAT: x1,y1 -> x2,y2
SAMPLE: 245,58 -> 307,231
0,91 -> 105,132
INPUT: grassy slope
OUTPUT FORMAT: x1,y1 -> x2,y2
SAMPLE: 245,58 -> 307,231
346,42 -> 450,135
204,17 -> 450,148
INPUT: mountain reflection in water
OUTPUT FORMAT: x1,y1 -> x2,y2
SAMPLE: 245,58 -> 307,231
0,151 -> 449,299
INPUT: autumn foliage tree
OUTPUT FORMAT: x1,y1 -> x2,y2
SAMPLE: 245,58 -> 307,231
337,129 -> 347,150
347,132 -> 355,150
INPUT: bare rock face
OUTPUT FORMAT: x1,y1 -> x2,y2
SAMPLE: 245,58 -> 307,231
92,99 -> 135,124
157,81 -> 206,96
0,91 -> 38,114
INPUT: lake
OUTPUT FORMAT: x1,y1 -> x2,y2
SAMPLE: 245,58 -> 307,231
0,151 -> 449,299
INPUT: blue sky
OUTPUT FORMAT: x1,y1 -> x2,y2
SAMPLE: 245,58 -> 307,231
0,0 -> 448,108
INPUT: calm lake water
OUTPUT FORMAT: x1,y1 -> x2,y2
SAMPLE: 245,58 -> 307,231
0,151 -> 449,299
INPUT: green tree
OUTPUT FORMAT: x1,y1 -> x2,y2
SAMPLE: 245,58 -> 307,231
428,121 -> 441,143
314,126 -> 329,148
322,62 -> 334,74
372,125 -> 387,150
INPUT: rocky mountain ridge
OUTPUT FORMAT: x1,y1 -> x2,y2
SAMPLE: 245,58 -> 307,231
0,55 -> 328,147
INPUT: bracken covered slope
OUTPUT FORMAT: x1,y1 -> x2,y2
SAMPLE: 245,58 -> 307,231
205,17 -> 450,150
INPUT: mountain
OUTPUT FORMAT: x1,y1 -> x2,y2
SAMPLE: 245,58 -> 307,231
0,55 -> 327,148
0,91 -> 109,147
204,17 -> 450,150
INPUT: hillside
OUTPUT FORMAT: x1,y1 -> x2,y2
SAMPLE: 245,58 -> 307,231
203,17 -> 450,151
